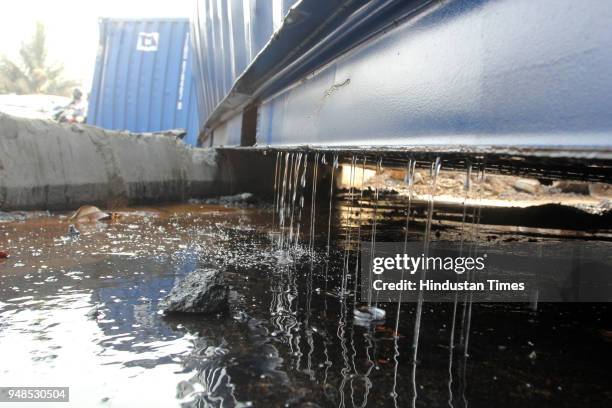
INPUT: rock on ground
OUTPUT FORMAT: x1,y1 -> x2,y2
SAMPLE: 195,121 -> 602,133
513,178 -> 541,194
159,268 -> 229,314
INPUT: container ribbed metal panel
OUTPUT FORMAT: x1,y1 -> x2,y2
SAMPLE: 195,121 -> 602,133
88,18 -> 200,145
191,0 -> 612,153
190,0 -> 298,138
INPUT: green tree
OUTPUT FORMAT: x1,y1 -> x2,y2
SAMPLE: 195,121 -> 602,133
0,22 -> 78,96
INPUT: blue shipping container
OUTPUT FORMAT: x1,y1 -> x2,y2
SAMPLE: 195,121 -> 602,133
192,0 -> 612,151
88,18 -> 200,145
190,0 -> 298,144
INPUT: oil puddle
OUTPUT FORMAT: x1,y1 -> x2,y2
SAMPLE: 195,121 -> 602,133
0,164 -> 611,407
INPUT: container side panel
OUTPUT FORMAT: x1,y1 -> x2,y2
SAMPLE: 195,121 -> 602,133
113,21 -> 132,130
163,22 -> 182,131
184,82 -> 201,146
186,51 -> 200,132
191,0 -> 300,143
176,27 -> 189,132
148,21 -> 171,132
220,1 -> 234,93
229,0 -> 248,77
102,22 -> 123,129
255,0 -> 612,149
124,21 -> 145,132
139,21 -> 159,132
87,20 -> 107,125
88,18 -> 200,144
251,0 -> 273,60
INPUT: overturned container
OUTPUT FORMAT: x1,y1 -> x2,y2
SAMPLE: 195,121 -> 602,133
87,18 -> 200,145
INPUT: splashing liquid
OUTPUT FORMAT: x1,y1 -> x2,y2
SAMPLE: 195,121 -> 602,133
294,154 -> 309,250
447,160 -> 472,408
326,154 -> 339,256
278,152 -> 291,249
392,158 -> 416,408
353,156 -> 367,310
273,151 -> 281,226
341,155 -> 357,298
288,153 -> 303,248
308,153 -> 320,255
368,156 -> 383,307
412,156 -> 442,408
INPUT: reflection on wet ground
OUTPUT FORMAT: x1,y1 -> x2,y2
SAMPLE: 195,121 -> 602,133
0,196 -> 611,407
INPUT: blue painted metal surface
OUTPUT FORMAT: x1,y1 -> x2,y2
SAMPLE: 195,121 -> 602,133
256,0 -> 612,149
88,18 -> 200,145
191,0 -> 612,151
191,0 -> 300,142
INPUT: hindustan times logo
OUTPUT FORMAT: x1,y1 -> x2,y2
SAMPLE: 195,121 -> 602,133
361,241 -> 612,302
372,253 -> 487,275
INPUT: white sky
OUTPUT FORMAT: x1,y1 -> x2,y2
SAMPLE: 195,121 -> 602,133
0,0 -> 195,92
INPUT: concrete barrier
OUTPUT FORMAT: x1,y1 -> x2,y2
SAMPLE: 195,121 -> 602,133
0,113 -> 222,210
